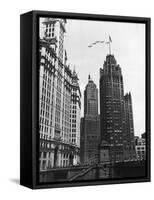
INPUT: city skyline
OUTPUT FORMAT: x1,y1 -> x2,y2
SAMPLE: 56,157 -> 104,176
64,19 -> 145,137
40,18 -> 145,137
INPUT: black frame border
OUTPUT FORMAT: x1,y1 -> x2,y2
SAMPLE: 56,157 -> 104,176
20,10 -> 151,189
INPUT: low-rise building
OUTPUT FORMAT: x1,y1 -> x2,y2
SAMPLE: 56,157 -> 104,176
135,137 -> 146,160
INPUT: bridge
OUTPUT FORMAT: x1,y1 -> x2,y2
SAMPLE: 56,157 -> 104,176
40,160 -> 146,183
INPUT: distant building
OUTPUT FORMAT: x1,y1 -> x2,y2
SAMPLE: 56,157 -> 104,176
135,137 -> 146,160
80,75 -> 100,165
123,92 -> 136,160
134,136 -> 139,146
141,132 -> 146,139
100,54 -> 136,163
39,18 -> 81,170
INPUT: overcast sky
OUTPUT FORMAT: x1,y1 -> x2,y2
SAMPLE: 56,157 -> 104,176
40,18 -> 145,137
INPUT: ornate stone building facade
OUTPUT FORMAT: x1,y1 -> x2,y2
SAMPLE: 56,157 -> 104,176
69,69 -> 81,165
39,18 -> 81,170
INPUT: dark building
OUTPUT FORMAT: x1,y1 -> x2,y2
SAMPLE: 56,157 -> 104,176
134,136 -> 139,146
80,75 -> 100,165
100,54 -> 136,163
124,92 -> 136,160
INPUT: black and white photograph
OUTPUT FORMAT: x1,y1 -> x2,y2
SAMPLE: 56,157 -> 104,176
38,16 -> 147,183
0,0 -> 153,197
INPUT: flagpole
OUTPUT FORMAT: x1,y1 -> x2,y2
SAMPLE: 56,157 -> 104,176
109,35 -> 112,55
109,42 -> 111,55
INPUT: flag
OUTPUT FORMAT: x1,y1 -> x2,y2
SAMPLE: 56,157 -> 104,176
109,35 -> 112,43
88,40 -> 104,47
92,41 -> 98,45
